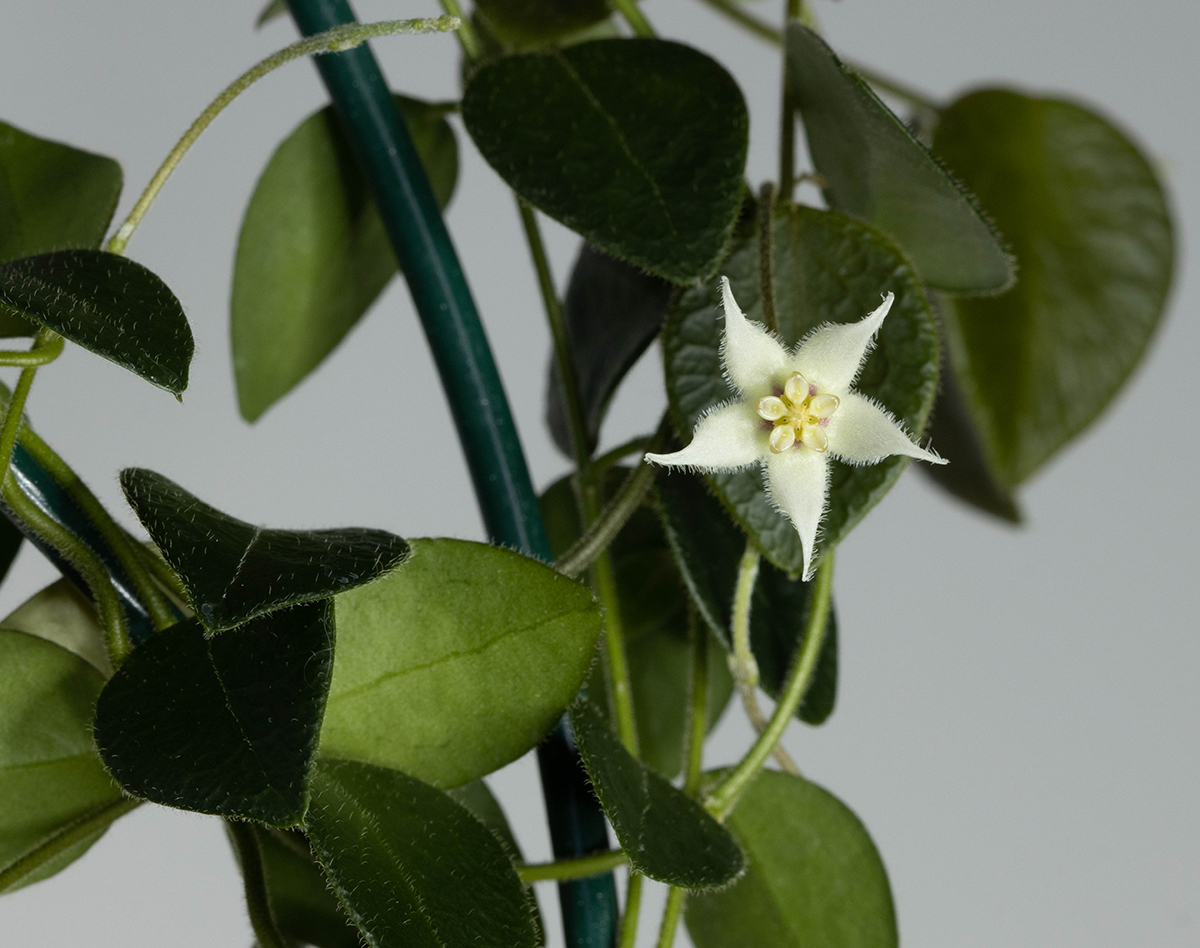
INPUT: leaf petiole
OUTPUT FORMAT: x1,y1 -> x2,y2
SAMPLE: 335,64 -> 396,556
516,849 -> 629,884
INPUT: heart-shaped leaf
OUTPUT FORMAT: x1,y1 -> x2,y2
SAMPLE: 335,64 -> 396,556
0,630 -> 125,892
93,601 -> 333,826
306,758 -> 540,948
570,695 -> 744,889
463,39 -> 748,284
255,826 -> 363,948
662,202 -> 940,575
540,471 -> 733,776
120,467 -> 408,631
786,25 -> 1011,293
929,89 -> 1175,493
0,250 -> 193,393
320,538 -> 601,788
656,467 -> 837,725
546,244 -> 674,457
232,95 -> 459,422
686,770 -> 896,948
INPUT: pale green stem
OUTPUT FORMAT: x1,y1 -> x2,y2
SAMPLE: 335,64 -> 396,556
0,329 -> 56,476
104,16 -> 461,255
611,0 -> 656,37
517,849 -> 628,884
0,334 -> 64,368
595,548 -> 639,756
619,871 -> 645,948
556,460 -> 655,579
434,0 -> 482,61
0,797 -> 141,894
227,821 -> 288,948
705,552 -> 834,820
655,887 -> 687,948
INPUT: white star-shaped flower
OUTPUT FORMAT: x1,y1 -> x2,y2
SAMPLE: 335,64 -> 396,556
648,277 -> 946,580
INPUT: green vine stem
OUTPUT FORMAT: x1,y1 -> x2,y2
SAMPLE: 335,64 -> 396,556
655,888 -> 686,948
0,329 -> 56,476
227,821 -> 289,948
592,435 -> 650,473
104,16 -> 460,255
778,0 -> 800,195
556,460 -> 656,579
517,850 -> 629,884
619,872 -> 645,948
0,797 -> 141,894
433,0 -> 482,63
610,0 -> 656,38
0,333 -> 64,369
705,551 -> 834,820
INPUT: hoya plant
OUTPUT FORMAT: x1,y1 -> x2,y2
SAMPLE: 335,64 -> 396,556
0,0 -> 1175,947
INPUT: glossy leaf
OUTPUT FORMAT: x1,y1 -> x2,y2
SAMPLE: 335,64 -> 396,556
233,95 -> 459,421
786,25 -> 1011,293
547,244 -> 674,457
0,630 -> 124,892
120,468 -> 408,631
321,538 -> 601,788
0,250 -> 192,393
931,89 -> 1175,489
569,695 -> 744,889
475,0 -> 611,47
93,601 -> 333,826
662,203 -> 940,574
0,122 -> 122,336
306,758 -> 539,948
463,39 -> 748,283
1,577 -> 109,677
540,471 -> 732,776
687,770 -> 896,948
656,468 -> 837,724
256,827 -> 363,948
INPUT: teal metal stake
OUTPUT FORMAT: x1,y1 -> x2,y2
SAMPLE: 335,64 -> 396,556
282,2 -> 618,945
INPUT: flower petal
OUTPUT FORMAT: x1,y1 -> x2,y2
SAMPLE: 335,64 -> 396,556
719,277 -> 788,396
646,401 -> 766,471
828,392 -> 946,465
791,292 -> 894,393
765,447 -> 828,581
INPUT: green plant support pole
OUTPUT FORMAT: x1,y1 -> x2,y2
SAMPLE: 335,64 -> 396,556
281,2 -> 619,945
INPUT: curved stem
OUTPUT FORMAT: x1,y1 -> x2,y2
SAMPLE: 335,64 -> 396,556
227,821 -> 289,948
517,849 -> 629,884
0,333 -> 64,368
705,552 -> 834,820
0,329 -> 56,475
0,797 -> 141,894
104,16 -> 461,255
557,460 -> 655,579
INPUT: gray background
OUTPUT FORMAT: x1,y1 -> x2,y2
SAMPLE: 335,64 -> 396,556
1,0 -> 1196,945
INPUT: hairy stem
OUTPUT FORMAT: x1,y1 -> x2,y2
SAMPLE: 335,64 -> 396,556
517,849 -> 629,884
433,0 -> 481,60
757,184 -> 778,334
0,329 -> 56,476
556,460 -> 655,579
227,821 -> 289,948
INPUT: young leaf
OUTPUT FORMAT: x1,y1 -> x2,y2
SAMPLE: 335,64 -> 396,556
320,538 -> 602,788
462,39 -> 748,284
656,469 -> 837,725
0,250 -> 193,394
255,827 -> 363,948
540,471 -> 733,777
686,771 -> 897,948
930,90 -> 1175,490
786,24 -> 1011,294
0,630 -> 124,892
662,202 -> 939,575
1,577 -> 109,677
93,601 -> 333,826
232,95 -> 459,421
569,695 -> 744,889
306,758 -> 540,948
120,467 -> 409,631
546,244 -> 674,457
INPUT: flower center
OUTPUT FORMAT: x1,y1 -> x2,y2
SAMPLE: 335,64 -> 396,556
756,372 -> 840,454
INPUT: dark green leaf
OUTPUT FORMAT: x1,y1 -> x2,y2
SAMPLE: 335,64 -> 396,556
0,517 -> 21,589
686,770 -> 896,948
306,758 -> 539,948
656,469 -> 837,725
0,250 -> 192,393
256,827 -> 364,948
546,244 -> 674,457
662,202 -> 940,574
120,468 -> 409,631
93,601 -> 333,826
463,39 -> 748,284
232,95 -> 459,421
540,472 -> 733,776
786,25 -> 1011,293
930,89 -> 1175,488
321,538 -> 601,788
569,695 -> 743,888
475,0 -> 611,47
0,630 -> 124,892
1,578 -> 109,677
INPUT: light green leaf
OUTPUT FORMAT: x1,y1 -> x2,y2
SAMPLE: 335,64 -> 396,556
0,630 -> 125,893
686,770 -> 896,948
1,578 -> 109,677
306,758 -> 539,948
786,24 -> 1011,293
321,538 -> 602,788
232,95 -> 458,421
930,89 -> 1175,490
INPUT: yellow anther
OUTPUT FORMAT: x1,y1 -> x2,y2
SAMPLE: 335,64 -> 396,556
800,422 -> 829,453
807,393 -> 839,419
756,395 -> 788,421
769,424 -> 797,453
784,372 -> 811,405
